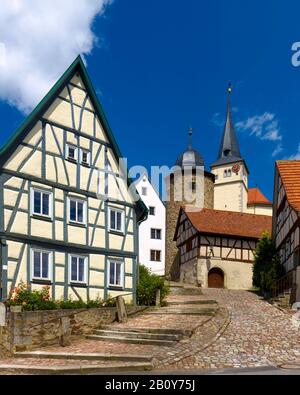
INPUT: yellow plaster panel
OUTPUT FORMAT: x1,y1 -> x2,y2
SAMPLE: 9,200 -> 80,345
60,87 -> 70,101
21,150 -> 42,178
79,136 -> 90,150
55,252 -> 65,265
68,226 -> 86,245
125,260 -> 133,275
46,156 -> 57,183
10,212 -> 28,234
95,117 -> 108,142
90,228 -> 106,249
85,98 -> 94,112
4,209 -> 13,231
31,219 -> 52,239
55,267 -> 65,283
55,286 -> 65,301
45,125 -> 63,155
19,193 -> 28,211
109,234 -> 123,250
70,85 -> 86,107
23,122 -> 43,146
69,286 -> 87,301
89,271 -> 104,287
7,241 -> 24,260
107,291 -> 133,304
55,189 -> 64,200
4,189 -> 19,208
66,131 -> 77,146
44,99 -> 73,130
70,75 -> 85,89
125,276 -> 133,289
80,110 -> 95,136
65,161 -> 77,187
4,177 -> 24,189
73,105 -> 81,130
55,221 -> 64,241
90,254 -> 105,271
4,145 -> 32,172
55,201 -> 64,218
124,236 -> 134,252
89,288 -> 104,301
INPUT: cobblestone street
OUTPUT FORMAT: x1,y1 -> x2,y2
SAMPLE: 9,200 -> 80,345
162,289 -> 300,371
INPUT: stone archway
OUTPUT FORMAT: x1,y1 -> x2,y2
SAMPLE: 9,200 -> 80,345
208,268 -> 225,289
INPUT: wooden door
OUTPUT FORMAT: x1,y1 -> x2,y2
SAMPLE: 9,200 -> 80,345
208,268 -> 224,289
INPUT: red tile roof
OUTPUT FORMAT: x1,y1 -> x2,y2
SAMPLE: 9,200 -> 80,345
277,160 -> 300,213
182,207 -> 272,239
248,188 -> 272,206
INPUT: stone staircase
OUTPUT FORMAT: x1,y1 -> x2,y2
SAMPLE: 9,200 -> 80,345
271,289 -> 293,308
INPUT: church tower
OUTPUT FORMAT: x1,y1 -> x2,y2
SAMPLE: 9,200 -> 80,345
165,129 -> 215,280
211,85 -> 249,213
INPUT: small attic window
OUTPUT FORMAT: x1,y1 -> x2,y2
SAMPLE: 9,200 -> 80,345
224,149 -> 231,157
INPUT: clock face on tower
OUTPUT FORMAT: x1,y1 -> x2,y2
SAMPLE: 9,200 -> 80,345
232,164 -> 241,175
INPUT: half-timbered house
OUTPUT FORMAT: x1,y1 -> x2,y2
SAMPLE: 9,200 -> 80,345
174,207 -> 272,289
0,56 -> 147,304
273,161 -> 300,303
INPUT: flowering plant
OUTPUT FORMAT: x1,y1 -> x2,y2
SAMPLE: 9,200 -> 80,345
7,282 -> 57,311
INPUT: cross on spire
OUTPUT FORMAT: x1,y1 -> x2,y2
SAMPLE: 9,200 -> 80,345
188,127 -> 193,150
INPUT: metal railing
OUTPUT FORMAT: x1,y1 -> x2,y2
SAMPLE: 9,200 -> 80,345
272,270 -> 297,301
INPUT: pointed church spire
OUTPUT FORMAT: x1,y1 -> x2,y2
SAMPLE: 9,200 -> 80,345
211,83 -> 243,167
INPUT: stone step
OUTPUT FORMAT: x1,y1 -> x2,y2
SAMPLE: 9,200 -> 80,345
14,351 -> 153,363
167,300 -> 217,306
94,330 -> 182,341
169,287 -> 202,296
0,361 -> 153,375
147,307 -> 217,316
86,335 -> 176,347
100,326 -> 192,337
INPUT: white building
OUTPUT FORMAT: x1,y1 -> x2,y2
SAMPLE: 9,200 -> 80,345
135,174 -> 166,276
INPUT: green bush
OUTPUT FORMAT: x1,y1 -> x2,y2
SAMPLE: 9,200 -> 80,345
137,265 -> 169,306
253,231 -> 285,294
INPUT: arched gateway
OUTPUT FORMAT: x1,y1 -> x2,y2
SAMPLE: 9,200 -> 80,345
208,268 -> 225,289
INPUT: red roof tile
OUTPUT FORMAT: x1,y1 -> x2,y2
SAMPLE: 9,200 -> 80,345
248,188 -> 272,206
277,160 -> 300,213
182,207 -> 272,239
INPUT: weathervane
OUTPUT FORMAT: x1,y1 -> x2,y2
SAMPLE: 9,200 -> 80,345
188,126 -> 193,150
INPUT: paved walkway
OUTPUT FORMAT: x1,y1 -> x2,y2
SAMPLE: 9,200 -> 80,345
163,289 -> 300,370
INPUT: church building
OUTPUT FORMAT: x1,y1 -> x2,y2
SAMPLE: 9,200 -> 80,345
166,87 -> 273,289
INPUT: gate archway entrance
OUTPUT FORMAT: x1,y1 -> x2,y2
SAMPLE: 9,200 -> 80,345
208,268 -> 224,289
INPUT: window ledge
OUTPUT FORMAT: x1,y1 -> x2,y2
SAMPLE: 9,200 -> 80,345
81,163 -> 91,169
70,283 -> 87,288
31,214 -> 53,223
31,279 -> 52,286
109,230 -> 125,236
66,158 -> 78,165
108,286 -> 124,291
68,222 -> 87,229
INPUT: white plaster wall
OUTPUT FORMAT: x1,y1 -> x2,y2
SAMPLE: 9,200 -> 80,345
196,258 -> 253,290
135,175 -> 166,276
247,205 -> 273,216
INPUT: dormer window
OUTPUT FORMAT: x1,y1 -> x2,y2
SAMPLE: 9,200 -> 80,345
224,149 -> 231,157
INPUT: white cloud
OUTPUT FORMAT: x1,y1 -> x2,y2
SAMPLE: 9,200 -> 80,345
272,144 -> 283,157
286,143 -> 300,160
236,112 -> 282,142
0,0 -> 112,113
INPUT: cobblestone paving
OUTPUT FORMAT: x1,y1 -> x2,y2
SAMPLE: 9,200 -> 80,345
161,289 -> 300,371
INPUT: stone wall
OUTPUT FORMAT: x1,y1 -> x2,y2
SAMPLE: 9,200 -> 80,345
165,172 -> 214,280
0,306 -> 146,356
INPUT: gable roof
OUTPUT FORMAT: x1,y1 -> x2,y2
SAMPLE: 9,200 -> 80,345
175,207 -> 272,240
0,55 -> 147,222
277,160 -> 300,213
248,188 -> 272,206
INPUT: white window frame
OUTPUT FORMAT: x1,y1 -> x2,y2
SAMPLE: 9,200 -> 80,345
66,144 -> 78,162
109,208 -> 125,234
108,259 -> 124,289
30,249 -> 53,282
80,149 -> 91,166
68,197 -> 87,225
30,188 -> 53,219
68,255 -> 88,285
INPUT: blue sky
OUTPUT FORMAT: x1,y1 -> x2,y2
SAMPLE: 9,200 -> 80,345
1,0 -> 300,200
